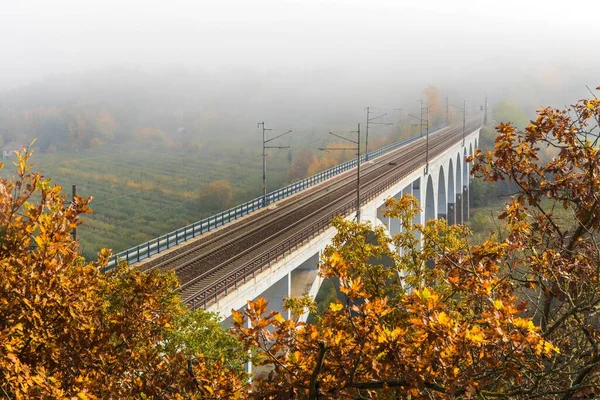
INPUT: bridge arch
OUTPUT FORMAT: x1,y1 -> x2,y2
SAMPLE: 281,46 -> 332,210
425,174 -> 435,223
437,165 -> 446,219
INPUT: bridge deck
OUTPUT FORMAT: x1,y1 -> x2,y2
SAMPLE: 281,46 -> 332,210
138,121 -> 481,309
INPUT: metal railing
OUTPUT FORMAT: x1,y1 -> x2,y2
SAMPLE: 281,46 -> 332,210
105,124 -> 447,270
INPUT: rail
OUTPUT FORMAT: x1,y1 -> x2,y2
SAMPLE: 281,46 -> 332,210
105,124 -> 447,270
184,155 -> 424,309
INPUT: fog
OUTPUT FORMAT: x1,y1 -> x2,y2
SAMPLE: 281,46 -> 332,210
1,0 -> 599,146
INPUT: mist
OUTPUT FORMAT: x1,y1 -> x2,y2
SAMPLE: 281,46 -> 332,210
2,0 -> 599,259
1,0 -> 599,148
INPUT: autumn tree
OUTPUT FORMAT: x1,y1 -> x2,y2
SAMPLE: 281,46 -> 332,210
288,149 -> 315,182
424,85 -> 445,126
202,179 -> 234,211
0,147 -> 248,399
470,88 -> 600,398
232,90 -> 600,398
233,198 -> 556,398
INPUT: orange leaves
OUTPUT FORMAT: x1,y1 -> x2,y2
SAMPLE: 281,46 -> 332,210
250,297 -> 268,316
1,150 -> 249,399
232,310 -> 244,327
226,191 -> 553,397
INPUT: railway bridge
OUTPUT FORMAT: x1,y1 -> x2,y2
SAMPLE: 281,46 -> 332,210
109,121 -> 481,321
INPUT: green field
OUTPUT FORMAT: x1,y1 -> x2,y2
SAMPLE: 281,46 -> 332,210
4,143 -> 293,260
1,120 -> 412,261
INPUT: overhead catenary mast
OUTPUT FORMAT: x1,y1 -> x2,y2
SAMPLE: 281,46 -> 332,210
364,107 -> 392,161
258,122 -> 292,207
319,124 -> 361,222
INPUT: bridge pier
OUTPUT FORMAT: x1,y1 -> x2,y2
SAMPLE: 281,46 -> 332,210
412,178 -> 422,247
463,184 -> 470,222
398,185 -> 412,254
261,273 -> 292,320
456,193 -> 463,224
390,189 -> 407,237
377,204 -> 390,232
291,252 -> 321,323
447,203 -> 455,225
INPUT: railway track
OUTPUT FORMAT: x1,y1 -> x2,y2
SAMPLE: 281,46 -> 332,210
164,121 -> 480,308
142,125 -> 445,275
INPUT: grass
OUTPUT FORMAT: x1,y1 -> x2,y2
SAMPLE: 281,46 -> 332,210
1,126 -> 429,261
3,143 -> 293,260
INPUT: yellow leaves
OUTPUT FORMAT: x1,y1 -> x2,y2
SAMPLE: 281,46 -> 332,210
436,311 -> 452,327
465,325 -> 485,344
202,384 -> 215,395
329,251 -> 345,267
273,313 -> 285,323
34,234 -> 45,250
339,276 -> 367,298
96,248 -> 113,268
441,343 -> 457,360
76,391 -> 97,400
331,330 -> 345,345
513,317 -> 537,332
482,280 -> 494,295
413,287 -> 440,309
452,366 -> 460,377
329,302 -> 343,312
420,287 -> 432,301
288,350 -> 302,364
376,327 -> 405,344
15,145 -> 33,177
536,340 -> 560,356
493,300 -> 504,311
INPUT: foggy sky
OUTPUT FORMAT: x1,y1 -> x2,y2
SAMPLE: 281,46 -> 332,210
2,1 -> 598,85
1,0 -> 599,120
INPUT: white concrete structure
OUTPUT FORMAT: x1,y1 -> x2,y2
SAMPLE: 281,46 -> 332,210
215,128 -> 480,322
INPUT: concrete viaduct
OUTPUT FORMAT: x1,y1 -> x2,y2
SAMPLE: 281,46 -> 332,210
122,121 -> 481,322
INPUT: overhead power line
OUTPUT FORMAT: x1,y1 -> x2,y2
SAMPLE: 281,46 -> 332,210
319,124 -> 361,222
258,122 -> 292,206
